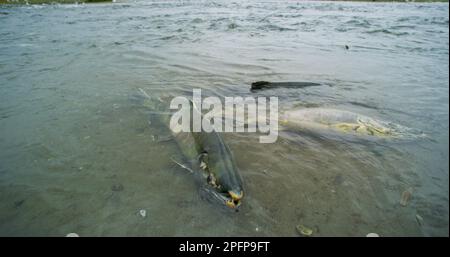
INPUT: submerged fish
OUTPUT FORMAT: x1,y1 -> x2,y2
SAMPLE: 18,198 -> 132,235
280,108 -> 412,138
251,81 -> 323,91
173,100 -> 244,210
210,105 -> 420,139
137,89 -> 244,210
279,108 -> 426,139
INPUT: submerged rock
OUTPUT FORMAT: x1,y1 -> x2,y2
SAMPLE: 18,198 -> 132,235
296,224 -> 313,236
400,188 -> 413,206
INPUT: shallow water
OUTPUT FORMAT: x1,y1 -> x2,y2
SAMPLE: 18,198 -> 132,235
0,0 -> 448,236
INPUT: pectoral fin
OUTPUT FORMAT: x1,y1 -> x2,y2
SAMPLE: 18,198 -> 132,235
170,156 -> 194,173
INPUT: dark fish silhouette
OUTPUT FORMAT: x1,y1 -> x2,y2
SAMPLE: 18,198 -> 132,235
251,81 -> 323,91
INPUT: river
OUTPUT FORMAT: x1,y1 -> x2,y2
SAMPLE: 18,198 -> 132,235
0,0 -> 448,236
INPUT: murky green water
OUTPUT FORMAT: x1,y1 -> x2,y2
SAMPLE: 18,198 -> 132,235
0,0 -> 448,236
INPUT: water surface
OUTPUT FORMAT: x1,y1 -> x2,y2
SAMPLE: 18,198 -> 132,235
0,0 -> 448,236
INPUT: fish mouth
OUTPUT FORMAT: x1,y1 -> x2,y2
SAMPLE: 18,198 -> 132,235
225,190 -> 244,209
208,189 -> 243,210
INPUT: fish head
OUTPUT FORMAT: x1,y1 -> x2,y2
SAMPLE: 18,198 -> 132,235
225,189 -> 244,209
199,152 -> 244,210
202,186 -> 243,211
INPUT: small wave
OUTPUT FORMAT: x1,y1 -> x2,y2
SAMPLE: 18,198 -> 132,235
192,17 -> 203,24
287,5 -> 307,11
348,101 -> 379,110
228,22 -> 238,30
335,27 -> 351,32
112,4 -> 131,10
430,18 -> 449,26
258,24 -> 295,32
389,25 -> 416,30
396,16 -> 420,23
281,14 -> 303,19
365,29 -> 409,36
159,35 -> 176,41
345,19 -> 371,28
127,16 -> 149,21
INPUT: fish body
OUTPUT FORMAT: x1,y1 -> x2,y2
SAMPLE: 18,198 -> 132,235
137,89 -> 244,209
280,108 -> 397,137
251,81 -> 323,91
171,101 -> 244,209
